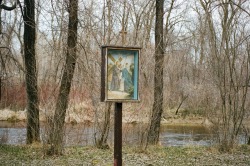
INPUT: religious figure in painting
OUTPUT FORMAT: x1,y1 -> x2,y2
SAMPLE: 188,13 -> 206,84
121,63 -> 133,93
130,63 -> 134,83
110,61 -> 121,91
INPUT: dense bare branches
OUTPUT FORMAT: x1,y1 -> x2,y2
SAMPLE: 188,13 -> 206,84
198,0 -> 250,151
1,0 -> 250,153
48,0 -> 78,155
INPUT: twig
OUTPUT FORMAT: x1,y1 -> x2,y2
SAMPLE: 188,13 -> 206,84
175,95 -> 189,115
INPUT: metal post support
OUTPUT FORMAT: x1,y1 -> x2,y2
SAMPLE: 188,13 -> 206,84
114,102 -> 122,166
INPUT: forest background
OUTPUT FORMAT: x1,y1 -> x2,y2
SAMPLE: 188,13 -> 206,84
1,0 -> 250,155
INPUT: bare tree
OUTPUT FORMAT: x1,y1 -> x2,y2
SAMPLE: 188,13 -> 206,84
1,0 -> 41,144
95,0 -> 113,149
48,0 -> 78,155
0,0 -> 16,102
147,0 -> 164,144
0,0 -> 26,112
200,0 -> 250,151
23,0 -> 40,144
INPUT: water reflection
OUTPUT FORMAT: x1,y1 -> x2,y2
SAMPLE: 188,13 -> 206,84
0,128 -> 26,144
0,121 -> 26,144
0,121 -> 215,146
159,125 -> 213,146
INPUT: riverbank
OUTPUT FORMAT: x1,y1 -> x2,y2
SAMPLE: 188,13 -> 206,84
0,107 -> 210,126
0,144 -> 250,165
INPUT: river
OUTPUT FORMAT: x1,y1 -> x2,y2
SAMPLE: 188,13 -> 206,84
0,121 -> 217,146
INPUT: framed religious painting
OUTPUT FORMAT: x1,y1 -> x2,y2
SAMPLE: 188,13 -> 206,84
101,45 -> 141,102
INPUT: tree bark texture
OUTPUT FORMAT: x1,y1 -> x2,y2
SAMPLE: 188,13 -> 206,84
24,0 -> 40,144
96,1 -> 113,148
48,0 -> 78,155
147,0 -> 164,144
96,102 -> 111,149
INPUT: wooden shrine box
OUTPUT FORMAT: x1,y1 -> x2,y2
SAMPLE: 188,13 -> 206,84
101,45 -> 141,102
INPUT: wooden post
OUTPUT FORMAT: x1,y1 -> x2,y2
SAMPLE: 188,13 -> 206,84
114,23 -> 125,166
114,102 -> 122,166
101,46 -> 140,165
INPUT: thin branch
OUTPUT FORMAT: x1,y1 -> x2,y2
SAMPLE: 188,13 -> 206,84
0,1 -> 16,11
229,0 -> 250,17
175,95 -> 189,115
17,0 -> 24,17
0,47 -> 25,72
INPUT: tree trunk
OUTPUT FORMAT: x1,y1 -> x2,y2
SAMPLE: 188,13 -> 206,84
95,0 -> 113,149
23,0 -> 40,144
48,0 -> 78,155
96,102 -> 112,149
147,0 -> 164,144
